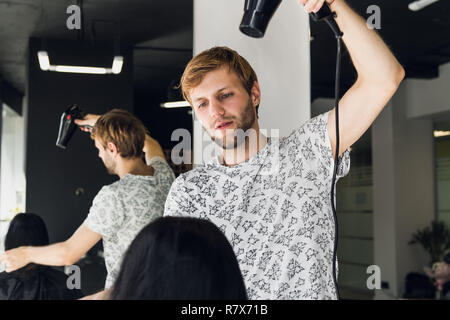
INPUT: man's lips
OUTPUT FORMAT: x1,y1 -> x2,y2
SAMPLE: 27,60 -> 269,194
215,121 -> 233,130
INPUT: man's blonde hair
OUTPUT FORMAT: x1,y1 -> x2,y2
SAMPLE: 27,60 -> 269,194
180,46 -> 259,115
91,109 -> 146,158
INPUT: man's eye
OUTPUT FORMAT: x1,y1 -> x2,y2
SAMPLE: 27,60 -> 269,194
221,93 -> 232,99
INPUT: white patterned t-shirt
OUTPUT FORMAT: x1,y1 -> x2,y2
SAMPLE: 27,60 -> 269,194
164,111 -> 350,299
84,156 -> 175,289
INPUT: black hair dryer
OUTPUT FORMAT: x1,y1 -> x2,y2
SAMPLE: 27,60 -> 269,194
239,0 -> 343,39
56,105 -> 91,149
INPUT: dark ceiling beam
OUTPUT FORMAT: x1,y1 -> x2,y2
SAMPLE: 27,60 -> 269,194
133,46 -> 192,52
0,1 -> 39,9
419,40 -> 450,57
0,77 -> 23,115
135,65 -> 185,69
404,64 -> 439,79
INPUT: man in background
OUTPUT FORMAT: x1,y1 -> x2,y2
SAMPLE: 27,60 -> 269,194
0,109 -> 175,292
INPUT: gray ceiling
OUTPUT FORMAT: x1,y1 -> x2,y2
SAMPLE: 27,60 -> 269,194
1,0 -> 449,102
0,0 -> 193,96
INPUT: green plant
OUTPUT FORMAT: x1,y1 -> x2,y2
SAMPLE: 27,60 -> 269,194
409,220 -> 450,265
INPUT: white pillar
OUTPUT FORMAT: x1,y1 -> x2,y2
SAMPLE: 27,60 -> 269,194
193,0 -> 311,164
372,81 -> 436,299
406,63 -> 450,118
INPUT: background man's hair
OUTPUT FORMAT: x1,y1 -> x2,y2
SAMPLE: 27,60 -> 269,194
180,46 -> 259,116
91,109 -> 146,158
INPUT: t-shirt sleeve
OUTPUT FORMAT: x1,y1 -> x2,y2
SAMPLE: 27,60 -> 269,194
83,185 -> 124,236
164,174 -> 197,218
290,111 -> 351,180
148,156 -> 176,196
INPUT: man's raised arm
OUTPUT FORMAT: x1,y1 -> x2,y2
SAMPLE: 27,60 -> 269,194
143,134 -> 167,164
301,0 -> 405,157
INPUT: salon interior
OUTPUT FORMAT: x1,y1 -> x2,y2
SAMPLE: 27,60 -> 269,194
0,0 -> 449,300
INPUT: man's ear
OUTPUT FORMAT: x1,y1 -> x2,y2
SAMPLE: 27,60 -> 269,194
251,81 -> 261,107
107,141 -> 119,155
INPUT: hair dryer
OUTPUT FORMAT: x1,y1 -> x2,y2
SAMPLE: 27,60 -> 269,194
56,105 -> 92,149
239,0 -> 343,38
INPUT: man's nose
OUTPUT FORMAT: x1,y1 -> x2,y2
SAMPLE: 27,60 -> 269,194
209,99 -> 225,119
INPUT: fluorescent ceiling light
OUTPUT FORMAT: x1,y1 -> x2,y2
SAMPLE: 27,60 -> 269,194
52,65 -> 108,74
161,101 -> 191,108
408,0 -> 440,11
112,56 -> 123,74
37,51 -> 124,75
434,130 -> 450,138
37,51 -> 50,71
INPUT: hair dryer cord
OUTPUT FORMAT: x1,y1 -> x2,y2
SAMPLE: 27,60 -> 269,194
330,36 -> 342,300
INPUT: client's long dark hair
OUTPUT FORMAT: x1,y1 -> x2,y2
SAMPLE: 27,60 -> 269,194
4,213 -> 50,276
110,216 -> 247,300
5,213 -> 49,250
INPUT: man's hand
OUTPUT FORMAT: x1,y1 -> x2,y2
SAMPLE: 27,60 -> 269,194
297,0 -> 334,14
0,225 -> 101,271
0,247 -> 30,273
74,114 -> 101,132
79,289 -> 111,300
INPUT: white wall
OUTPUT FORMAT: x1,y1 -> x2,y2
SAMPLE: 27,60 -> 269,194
371,101 -> 398,298
0,104 -> 26,270
193,0 -> 311,164
372,80 -> 436,299
406,62 -> 450,118
0,104 -> 26,218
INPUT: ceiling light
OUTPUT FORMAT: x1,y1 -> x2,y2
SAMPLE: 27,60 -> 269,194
112,56 -> 123,74
37,51 -> 50,71
408,0 -> 440,11
160,101 -> 191,108
52,65 -> 108,74
37,51 -> 124,75
434,130 -> 450,138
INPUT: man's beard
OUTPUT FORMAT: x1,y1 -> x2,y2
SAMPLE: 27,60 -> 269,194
206,98 -> 256,150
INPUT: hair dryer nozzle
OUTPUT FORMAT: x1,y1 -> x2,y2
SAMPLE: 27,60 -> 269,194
240,0 -> 342,39
56,105 -> 86,149
239,0 -> 282,38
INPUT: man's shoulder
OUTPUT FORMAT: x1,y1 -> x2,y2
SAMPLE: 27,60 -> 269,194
169,164 -> 217,193
280,111 -> 330,147
148,156 -> 171,173
174,164 -> 210,183
290,111 -> 329,137
92,180 -> 122,202
102,180 -> 121,192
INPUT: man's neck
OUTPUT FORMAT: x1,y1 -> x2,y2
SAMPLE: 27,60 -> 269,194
116,158 -> 153,179
220,130 -> 268,167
